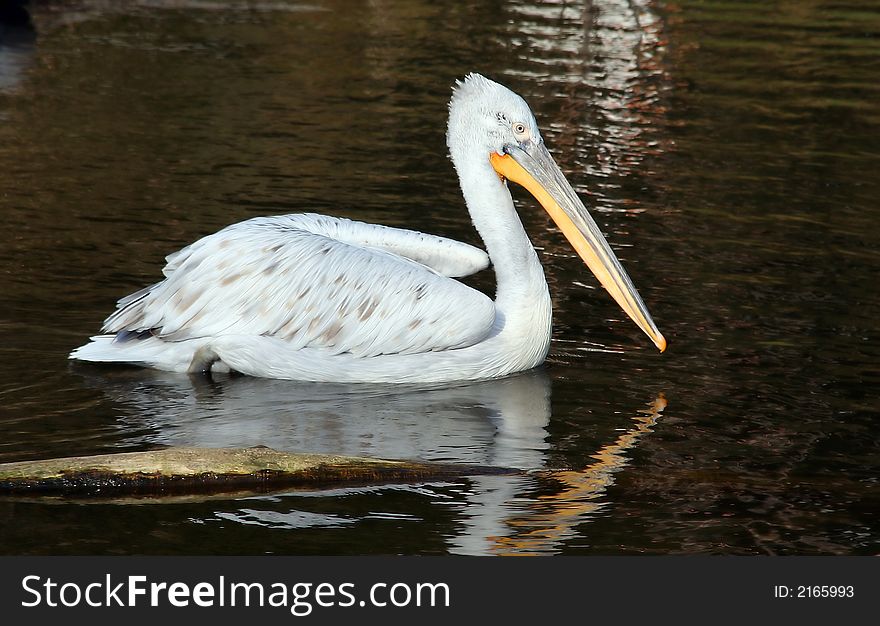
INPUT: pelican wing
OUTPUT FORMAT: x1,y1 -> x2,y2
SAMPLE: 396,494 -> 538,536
102,215 -> 497,357
281,213 -> 491,278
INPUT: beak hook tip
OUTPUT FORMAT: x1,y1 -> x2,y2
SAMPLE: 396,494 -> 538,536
656,334 -> 667,353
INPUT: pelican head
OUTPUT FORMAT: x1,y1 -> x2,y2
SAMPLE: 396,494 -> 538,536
447,73 -> 666,352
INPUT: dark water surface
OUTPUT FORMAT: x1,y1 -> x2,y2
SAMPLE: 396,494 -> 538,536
1,0 -> 878,554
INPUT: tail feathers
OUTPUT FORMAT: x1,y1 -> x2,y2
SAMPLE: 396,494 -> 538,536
70,335 -> 119,361
70,334 -> 207,373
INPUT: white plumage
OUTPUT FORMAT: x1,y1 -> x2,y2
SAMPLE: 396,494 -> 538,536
102,214 -> 495,356
71,74 -> 664,383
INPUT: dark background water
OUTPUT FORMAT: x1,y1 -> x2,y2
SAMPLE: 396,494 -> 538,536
0,0 -> 878,555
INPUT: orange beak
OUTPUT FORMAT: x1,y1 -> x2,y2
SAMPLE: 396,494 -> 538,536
491,144 -> 666,352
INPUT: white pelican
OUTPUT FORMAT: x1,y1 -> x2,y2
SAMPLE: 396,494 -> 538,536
71,73 -> 666,383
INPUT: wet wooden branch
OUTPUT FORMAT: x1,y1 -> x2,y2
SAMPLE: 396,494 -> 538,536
0,446 -> 518,497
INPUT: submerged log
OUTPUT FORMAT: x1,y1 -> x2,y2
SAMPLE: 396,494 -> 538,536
0,446 -> 518,497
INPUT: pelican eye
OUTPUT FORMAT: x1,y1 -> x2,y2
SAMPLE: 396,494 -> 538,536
512,122 -> 529,138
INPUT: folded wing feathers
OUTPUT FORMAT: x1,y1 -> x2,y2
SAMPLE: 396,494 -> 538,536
102,215 -> 496,358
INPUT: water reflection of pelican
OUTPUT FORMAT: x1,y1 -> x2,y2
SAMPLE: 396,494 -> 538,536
71,74 -> 664,382
84,367 -> 554,470
483,395 -> 666,555
80,365 -> 665,555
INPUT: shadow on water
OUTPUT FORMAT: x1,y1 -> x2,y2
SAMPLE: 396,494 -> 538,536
0,0 -> 35,93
